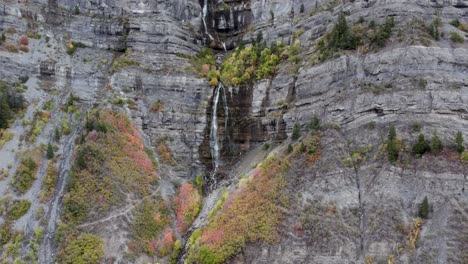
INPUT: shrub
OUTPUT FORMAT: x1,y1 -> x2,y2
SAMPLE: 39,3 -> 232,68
64,111 -> 157,224
13,156 -> 37,194
387,125 -> 399,163
413,134 -> 430,157
429,23 -> 440,41
450,31 -> 464,43
300,4 -> 305,13
186,155 -> 290,264
19,45 -> 30,52
309,114 -> 320,130
46,142 -> 54,159
133,197 -> 171,255
55,127 -> 61,141
150,100 -> 164,112
291,123 -> 301,140
5,43 -> 19,53
287,144 -> 293,153
329,12 -> 358,50
456,131 -> 464,153
74,5 -> 80,15
0,222 -> 12,246
109,49 -> 140,73
418,196 -> 429,219
369,16 -> 395,48
0,81 -> 25,129
40,162 -> 58,202
60,234 -> 104,264
431,130 -> 442,153
157,143 -> 173,163
173,183 -> 201,235
219,41 -> 288,86
169,240 -> 182,264
27,32 -> 41,39
19,35 -> 28,46
450,19 -> 460,28
8,200 -> 31,220
461,152 -> 468,163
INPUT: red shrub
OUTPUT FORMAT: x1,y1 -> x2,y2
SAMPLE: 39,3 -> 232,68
173,183 -> 201,234
19,35 -> 28,46
201,229 -> 224,245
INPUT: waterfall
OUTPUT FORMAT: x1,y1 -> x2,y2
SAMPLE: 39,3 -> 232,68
202,0 -> 214,41
210,85 -> 221,172
209,82 -> 229,188
220,82 -> 229,131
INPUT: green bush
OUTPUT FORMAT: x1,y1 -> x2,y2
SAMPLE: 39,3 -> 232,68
450,19 -> 460,28
46,142 -> 54,159
220,41 -> 288,86
109,49 -> 140,74
418,196 -> 429,219
0,82 -> 25,129
413,134 -> 430,157
13,156 -> 37,194
61,234 -> 104,264
0,222 -> 12,246
8,200 -> 31,220
461,152 -> 468,163
450,31 -> 464,43
387,125 -> 398,163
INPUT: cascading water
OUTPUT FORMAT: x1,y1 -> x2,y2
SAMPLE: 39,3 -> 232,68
202,0 -> 227,52
202,0 -> 214,41
220,82 -> 229,131
209,82 -> 229,188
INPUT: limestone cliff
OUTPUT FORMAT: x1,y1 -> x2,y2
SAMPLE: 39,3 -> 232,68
0,0 -> 467,263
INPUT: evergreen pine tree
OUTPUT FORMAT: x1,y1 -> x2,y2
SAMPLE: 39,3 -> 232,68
54,127 -> 61,142
291,123 -> 301,141
418,196 -> 429,219
74,5 -> 80,15
46,143 -> 54,159
431,129 -> 442,153
413,134 -> 431,157
388,125 -> 396,141
387,125 -> 398,163
329,12 -> 357,50
287,144 -> 293,153
300,4 -> 305,14
456,131 -> 464,153
0,91 -> 11,129
309,114 -> 320,130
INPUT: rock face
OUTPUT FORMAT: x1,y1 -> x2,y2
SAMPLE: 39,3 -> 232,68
0,0 -> 467,263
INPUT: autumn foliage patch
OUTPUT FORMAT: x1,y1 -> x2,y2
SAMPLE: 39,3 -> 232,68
173,183 -> 201,235
63,111 -> 158,224
186,155 -> 290,264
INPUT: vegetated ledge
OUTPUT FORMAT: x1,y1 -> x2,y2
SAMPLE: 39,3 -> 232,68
185,132 -> 321,264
